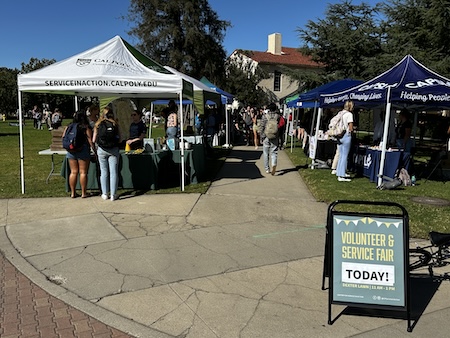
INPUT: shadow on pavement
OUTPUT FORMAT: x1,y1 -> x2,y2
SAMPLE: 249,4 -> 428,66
331,275 -> 441,332
212,149 -> 265,181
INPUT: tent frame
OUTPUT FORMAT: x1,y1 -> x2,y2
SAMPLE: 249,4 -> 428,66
16,36 -> 194,194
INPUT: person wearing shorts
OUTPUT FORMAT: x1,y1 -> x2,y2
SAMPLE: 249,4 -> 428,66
63,110 -> 95,198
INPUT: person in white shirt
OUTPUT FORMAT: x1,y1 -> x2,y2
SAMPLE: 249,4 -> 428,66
336,100 -> 354,182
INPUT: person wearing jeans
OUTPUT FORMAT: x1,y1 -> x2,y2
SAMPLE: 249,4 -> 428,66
259,102 -> 280,176
97,146 -> 120,200
336,100 -> 354,182
263,137 -> 279,175
93,107 -> 120,201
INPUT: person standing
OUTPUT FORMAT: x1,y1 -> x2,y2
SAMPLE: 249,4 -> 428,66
62,110 -> 95,198
252,107 -> 261,149
166,104 -> 178,139
205,108 -> 218,147
87,105 -> 100,129
259,103 -> 280,175
51,108 -> 63,130
336,100 -> 354,182
395,108 -> 412,152
126,110 -> 147,150
93,107 -> 120,201
31,105 -> 40,129
161,100 -> 178,138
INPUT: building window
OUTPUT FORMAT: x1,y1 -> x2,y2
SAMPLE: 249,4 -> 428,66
274,71 -> 281,92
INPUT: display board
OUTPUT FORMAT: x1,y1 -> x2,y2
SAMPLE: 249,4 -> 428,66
326,200 -> 412,332
332,214 -> 405,306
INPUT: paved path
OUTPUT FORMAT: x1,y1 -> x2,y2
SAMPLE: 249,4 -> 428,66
1,146 -> 450,337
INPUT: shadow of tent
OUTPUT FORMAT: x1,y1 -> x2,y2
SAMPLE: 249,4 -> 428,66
212,149 -> 264,181
227,149 -> 264,162
334,275 -> 440,332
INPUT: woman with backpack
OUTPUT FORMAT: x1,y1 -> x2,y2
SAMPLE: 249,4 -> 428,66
335,100 -> 354,182
93,107 -> 120,201
62,110 -> 95,198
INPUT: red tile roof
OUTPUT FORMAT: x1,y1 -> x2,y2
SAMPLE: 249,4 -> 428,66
235,47 -> 320,68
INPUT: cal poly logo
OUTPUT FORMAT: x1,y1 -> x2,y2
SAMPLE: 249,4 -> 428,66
76,59 -> 91,67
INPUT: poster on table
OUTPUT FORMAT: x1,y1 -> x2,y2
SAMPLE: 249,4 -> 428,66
332,214 -> 405,307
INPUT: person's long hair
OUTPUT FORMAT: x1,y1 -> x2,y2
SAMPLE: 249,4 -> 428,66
94,107 -> 117,129
343,100 -> 354,112
72,110 -> 89,125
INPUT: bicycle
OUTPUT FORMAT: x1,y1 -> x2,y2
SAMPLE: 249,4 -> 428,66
409,231 -> 450,279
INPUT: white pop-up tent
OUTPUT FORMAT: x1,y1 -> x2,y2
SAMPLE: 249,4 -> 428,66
17,35 -> 194,193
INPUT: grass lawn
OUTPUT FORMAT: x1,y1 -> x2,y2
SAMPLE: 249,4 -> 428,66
1,120 -> 449,239
0,120 -> 226,198
284,138 -> 450,239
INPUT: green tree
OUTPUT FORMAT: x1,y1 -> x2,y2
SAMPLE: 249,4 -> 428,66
297,0 -> 383,79
0,67 -> 19,115
127,0 -> 230,85
20,57 -> 56,74
379,0 -> 450,76
20,58 -> 75,116
224,52 -> 271,107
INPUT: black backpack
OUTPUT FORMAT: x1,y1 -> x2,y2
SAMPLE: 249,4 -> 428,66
63,123 -> 85,152
97,120 -> 118,149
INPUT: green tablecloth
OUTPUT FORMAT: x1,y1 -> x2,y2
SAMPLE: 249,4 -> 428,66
61,145 -> 205,191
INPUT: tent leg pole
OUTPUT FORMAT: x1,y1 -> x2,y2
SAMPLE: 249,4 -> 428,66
179,92 -> 185,192
18,89 -> 25,194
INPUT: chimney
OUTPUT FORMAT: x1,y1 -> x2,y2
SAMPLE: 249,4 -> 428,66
267,33 -> 282,55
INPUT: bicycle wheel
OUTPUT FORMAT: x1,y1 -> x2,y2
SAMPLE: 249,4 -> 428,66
409,248 -> 432,271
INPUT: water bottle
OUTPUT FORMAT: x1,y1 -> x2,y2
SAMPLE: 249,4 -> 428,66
411,175 -> 416,186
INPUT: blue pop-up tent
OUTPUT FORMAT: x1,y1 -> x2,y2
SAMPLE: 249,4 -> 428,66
285,79 -> 363,163
199,77 -> 235,146
320,55 -> 450,186
321,55 -> 450,109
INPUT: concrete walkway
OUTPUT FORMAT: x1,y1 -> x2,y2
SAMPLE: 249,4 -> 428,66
1,146 -> 450,337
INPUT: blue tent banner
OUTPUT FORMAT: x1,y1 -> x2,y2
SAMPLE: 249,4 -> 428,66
287,79 -> 363,108
320,55 -> 450,109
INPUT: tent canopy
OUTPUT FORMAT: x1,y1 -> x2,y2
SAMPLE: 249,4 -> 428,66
18,35 -> 193,99
164,66 -> 221,114
320,55 -> 450,110
318,55 -> 450,187
16,35 -> 195,194
200,77 -> 234,104
287,79 -> 363,108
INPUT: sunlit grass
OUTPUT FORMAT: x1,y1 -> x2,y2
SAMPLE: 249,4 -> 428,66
0,120 -> 227,198
285,138 -> 450,239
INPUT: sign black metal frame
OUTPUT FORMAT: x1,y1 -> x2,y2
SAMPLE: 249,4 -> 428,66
326,200 -> 411,332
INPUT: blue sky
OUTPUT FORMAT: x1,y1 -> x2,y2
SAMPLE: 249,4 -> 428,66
0,0 -> 379,70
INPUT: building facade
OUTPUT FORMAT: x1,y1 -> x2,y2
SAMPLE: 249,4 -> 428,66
228,33 -> 322,102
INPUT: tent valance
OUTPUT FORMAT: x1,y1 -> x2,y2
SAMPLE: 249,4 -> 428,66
287,79 -> 363,108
